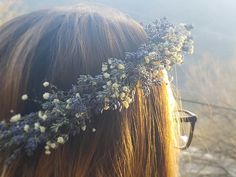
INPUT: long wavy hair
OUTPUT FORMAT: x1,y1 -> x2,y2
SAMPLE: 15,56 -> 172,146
0,4 -> 179,177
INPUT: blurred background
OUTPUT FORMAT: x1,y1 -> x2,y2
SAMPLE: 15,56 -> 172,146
1,0 -> 236,176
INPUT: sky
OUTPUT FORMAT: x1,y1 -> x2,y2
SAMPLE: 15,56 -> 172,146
22,0 -> 236,61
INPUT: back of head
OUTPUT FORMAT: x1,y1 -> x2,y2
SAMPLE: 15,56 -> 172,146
0,3 -> 178,177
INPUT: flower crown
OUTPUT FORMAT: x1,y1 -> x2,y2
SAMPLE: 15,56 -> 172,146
0,18 -> 194,165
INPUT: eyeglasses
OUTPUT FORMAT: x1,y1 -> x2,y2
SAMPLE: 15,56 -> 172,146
175,109 -> 197,150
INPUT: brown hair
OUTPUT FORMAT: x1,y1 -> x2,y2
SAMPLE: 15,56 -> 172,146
0,4 -> 179,177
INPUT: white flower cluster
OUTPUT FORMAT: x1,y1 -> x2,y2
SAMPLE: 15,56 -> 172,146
148,19 -> 194,69
141,52 -> 163,80
44,140 -> 58,155
21,94 -> 28,101
43,92 -> 50,100
10,114 -> 21,122
38,111 -> 48,120
99,58 -> 133,110
17,111 -> 48,134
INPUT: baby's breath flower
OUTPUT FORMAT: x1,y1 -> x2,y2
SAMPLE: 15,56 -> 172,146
122,101 -> 129,109
91,81 -> 97,86
38,111 -> 47,121
106,81 -> 112,86
112,83 -> 119,88
92,128 -> 96,132
40,126 -> 46,133
34,122 -> 40,130
122,86 -> 129,92
53,99 -> 59,103
164,50 -> 170,55
21,94 -> 28,101
153,70 -> 159,77
111,94 -> 115,98
24,124 -> 30,132
102,64 -> 108,72
151,61 -> 160,66
57,137 -> 65,144
66,99 -> 72,104
81,125 -> 86,131
103,105 -> 110,110
126,97 -> 132,104
144,56 -> 150,64
43,82 -> 50,87
44,145 -> 50,150
103,73 -> 110,79
42,114 -> 47,121
149,52 -> 156,58
166,65 -> 171,70
46,141 -> 51,146
38,111 -> 43,118
120,74 -> 126,79
10,114 -> 21,122
159,65 -> 165,70
165,59 -> 171,65
45,150 -> 51,155
50,143 -> 57,149
119,92 -> 126,100
43,92 -> 50,100
108,59 -> 112,64
117,64 -> 125,70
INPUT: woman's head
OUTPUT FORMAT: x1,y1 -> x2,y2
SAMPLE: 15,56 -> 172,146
0,3 -> 179,177
0,3 -> 147,118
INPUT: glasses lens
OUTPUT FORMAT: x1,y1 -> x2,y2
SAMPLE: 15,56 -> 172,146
178,120 -> 191,148
176,110 -> 194,149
